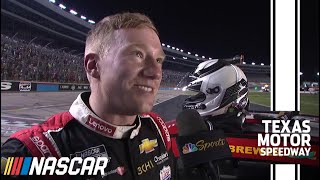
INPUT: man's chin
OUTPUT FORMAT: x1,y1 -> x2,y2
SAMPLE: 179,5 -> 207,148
137,102 -> 154,113
128,97 -> 154,113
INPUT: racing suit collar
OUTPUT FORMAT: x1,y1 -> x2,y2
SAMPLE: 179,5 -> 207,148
69,92 -> 141,139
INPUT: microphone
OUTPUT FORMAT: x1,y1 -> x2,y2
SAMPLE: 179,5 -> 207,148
176,109 -> 232,180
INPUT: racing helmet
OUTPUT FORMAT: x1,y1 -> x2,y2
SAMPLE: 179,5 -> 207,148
183,58 -> 249,118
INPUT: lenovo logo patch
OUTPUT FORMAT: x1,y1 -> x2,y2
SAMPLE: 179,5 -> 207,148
86,116 -> 116,136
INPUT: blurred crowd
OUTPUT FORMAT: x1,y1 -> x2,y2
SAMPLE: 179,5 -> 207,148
1,34 -> 86,83
161,69 -> 188,88
1,34 -> 186,87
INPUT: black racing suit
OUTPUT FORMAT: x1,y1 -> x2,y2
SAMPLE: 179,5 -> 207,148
1,92 -> 176,180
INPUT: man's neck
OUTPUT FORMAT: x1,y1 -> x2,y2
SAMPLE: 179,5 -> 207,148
100,114 -> 137,126
88,95 -> 136,126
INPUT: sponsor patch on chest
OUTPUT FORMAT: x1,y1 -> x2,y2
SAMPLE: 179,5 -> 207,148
70,144 -> 109,159
139,138 -> 158,154
160,165 -> 171,180
154,152 -> 169,165
102,166 -> 126,178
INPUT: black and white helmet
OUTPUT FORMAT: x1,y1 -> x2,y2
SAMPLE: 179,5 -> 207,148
183,58 -> 249,118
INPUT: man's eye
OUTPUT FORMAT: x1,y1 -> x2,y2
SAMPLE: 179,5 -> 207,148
135,51 -> 144,58
156,58 -> 164,64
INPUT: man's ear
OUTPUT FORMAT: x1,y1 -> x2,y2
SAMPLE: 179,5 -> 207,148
84,53 -> 100,79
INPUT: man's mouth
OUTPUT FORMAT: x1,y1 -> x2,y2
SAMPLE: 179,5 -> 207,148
135,85 -> 153,92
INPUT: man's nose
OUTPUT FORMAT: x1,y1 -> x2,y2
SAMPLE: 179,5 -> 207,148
143,57 -> 162,80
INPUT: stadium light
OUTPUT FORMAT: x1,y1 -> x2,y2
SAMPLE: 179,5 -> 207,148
172,47 -> 175,50
243,61 -> 246,64
299,72 -> 303,75
70,10 -> 78,15
252,62 -> 255,65
261,63 -> 264,66
209,57 -> 212,60
166,45 -> 171,48
80,15 -> 87,20
187,52 -> 191,55
183,57 -> 187,59
180,49 -> 183,52
197,58 -> 200,60
176,48 -> 180,51
317,72 -> 319,76
88,20 -> 95,24
49,0 -> 55,3
195,54 -> 198,57
173,57 -> 176,59
202,56 -> 205,58
59,4 -> 66,9
161,43 -> 165,46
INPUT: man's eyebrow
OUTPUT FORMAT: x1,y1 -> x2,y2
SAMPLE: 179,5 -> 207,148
127,43 -> 166,58
122,44 -> 140,50
159,51 -> 166,59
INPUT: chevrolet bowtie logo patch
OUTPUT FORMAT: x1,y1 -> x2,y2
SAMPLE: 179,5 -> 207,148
139,138 -> 158,154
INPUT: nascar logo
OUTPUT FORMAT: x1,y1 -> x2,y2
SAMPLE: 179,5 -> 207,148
1,157 -> 109,175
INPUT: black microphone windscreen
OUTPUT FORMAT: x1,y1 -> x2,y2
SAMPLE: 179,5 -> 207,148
176,109 -> 207,136
176,109 -> 232,168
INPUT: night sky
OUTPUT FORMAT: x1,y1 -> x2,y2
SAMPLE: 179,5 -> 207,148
59,0 -> 318,81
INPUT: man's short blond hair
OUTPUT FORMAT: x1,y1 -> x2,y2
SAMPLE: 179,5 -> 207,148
85,12 -> 159,57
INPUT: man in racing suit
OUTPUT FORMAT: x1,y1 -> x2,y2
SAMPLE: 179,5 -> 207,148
1,12 -> 176,180
1,92 -> 175,180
